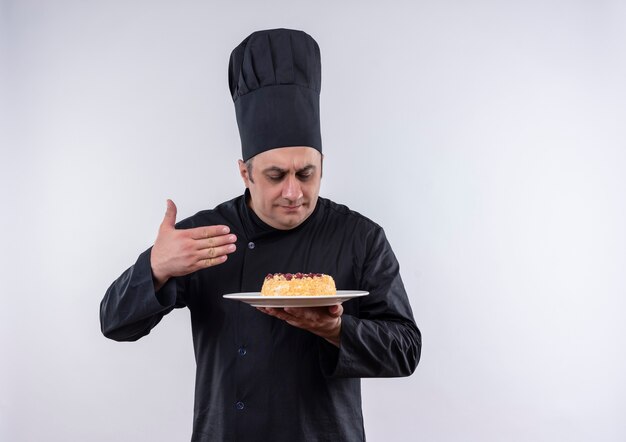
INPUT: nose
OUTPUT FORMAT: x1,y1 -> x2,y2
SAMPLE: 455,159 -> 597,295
282,174 -> 303,201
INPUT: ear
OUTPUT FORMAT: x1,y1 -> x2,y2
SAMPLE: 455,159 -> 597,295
238,159 -> 250,188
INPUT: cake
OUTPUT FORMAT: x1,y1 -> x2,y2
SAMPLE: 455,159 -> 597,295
261,273 -> 336,296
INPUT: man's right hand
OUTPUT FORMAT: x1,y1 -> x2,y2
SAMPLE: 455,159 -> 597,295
150,199 -> 237,290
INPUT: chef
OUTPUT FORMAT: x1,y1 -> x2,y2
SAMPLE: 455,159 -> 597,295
101,28 -> 421,442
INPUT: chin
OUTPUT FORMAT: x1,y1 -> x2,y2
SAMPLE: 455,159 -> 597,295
279,219 -> 303,229
273,216 -> 305,230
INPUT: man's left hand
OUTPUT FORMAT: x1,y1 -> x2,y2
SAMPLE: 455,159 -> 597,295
256,305 -> 343,347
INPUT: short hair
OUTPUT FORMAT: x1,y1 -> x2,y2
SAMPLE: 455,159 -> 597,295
245,158 -> 255,183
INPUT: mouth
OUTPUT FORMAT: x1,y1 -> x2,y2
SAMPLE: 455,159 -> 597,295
278,202 -> 305,211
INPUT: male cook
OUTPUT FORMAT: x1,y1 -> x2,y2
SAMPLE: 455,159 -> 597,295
101,28 -> 421,442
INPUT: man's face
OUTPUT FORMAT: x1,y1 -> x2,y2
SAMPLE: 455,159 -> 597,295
238,146 -> 322,230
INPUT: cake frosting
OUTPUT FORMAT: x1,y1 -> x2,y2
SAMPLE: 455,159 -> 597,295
261,273 -> 336,296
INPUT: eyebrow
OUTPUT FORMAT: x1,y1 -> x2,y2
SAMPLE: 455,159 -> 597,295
262,165 -> 316,174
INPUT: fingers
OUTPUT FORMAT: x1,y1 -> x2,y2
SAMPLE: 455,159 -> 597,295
153,200 -> 238,275
161,199 -> 177,230
189,225 -> 231,240
195,234 -> 238,251
257,308 -> 301,325
283,307 -> 324,318
200,255 -> 229,269
263,305 -> 343,321
189,227 -> 238,267
194,242 -> 235,267
160,201 -> 231,242
258,306 -> 342,344
259,308 -> 305,329
200,242 -> 237,259
328,304 -> 343,317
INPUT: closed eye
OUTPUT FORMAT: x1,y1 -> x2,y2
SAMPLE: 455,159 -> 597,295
262,165 -> 316,182
297,165 -> 315,180
267,173 -> 285,182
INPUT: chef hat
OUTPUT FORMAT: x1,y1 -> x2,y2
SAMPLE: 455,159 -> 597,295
228,28 -> 322,161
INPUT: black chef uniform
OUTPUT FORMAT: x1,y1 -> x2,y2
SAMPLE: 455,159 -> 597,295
100,28 -> 421,442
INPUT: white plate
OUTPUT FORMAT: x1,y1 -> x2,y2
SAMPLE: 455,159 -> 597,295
223,290 -> 369,307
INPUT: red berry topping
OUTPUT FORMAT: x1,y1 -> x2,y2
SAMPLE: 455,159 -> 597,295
265,273 -> 274,280
285,273 -> 293,280
295,273 -> 303,279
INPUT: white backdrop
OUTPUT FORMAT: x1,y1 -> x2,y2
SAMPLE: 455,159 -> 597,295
2,1 -> 625,441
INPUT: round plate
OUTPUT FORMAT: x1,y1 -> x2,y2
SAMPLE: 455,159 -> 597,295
223,290 -> 369,307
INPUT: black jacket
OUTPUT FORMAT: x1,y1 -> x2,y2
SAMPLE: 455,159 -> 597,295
101,192 -> 421,441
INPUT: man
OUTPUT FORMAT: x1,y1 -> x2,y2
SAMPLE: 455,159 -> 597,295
101,28 -> 421,441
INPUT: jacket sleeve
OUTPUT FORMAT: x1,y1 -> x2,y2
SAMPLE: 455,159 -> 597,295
100,248 -> 187,342
319,227 -> 421,378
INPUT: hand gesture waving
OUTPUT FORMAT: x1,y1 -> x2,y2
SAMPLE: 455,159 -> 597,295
150,199 -> 237,290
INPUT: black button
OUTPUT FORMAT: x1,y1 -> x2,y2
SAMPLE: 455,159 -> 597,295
236,401 -> 245,410
248,241 -> 255,249
238,347 -> 247,356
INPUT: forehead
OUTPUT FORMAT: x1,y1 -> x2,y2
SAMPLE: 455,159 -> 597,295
254,146 -> 321,169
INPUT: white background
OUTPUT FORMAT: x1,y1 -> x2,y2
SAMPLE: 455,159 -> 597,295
2,1 -> 625,441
